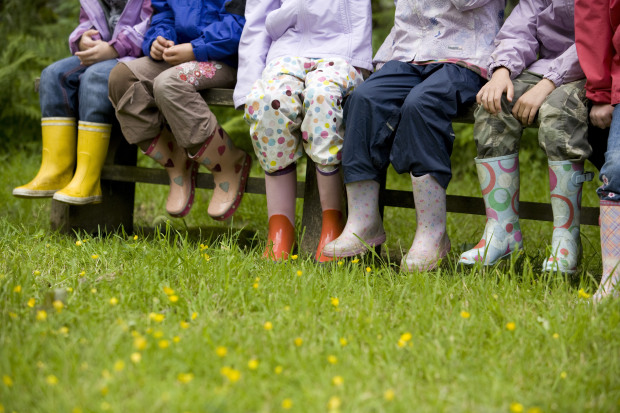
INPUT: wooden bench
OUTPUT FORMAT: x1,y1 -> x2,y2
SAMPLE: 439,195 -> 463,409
47,87 -> 600,255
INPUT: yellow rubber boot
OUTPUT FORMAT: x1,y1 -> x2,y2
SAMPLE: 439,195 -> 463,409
13,118 -> 77,198
53,121 -> 111,205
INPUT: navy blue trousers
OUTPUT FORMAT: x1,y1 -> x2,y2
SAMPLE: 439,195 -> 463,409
342,61 -> 484,189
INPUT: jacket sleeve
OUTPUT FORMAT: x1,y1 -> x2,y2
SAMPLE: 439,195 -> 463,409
109,0 -> 153,58
575,0 -> 613,104
190,0 -> 246,63
68,7 -> 96,55
233,0 -> 279,109
487,0 -> 546,79
141,0 -> 178,57
540,44 -> 584,86
450,0 -> 501,12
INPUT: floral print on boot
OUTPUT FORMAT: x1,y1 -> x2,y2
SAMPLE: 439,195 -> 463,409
401,174 -> 451,272
459,154 -> 523,265
542,161 -> 592,274
191,126 -> 252,220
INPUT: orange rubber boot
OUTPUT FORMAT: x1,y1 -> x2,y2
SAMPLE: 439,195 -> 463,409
315,210 -> 345,262
263,215 -> 296,261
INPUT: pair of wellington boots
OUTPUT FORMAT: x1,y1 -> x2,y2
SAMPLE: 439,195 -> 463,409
458,153 -> 592,274
263,166 -> 345,262
143,125 -> 251,220
13,118 -> 111,205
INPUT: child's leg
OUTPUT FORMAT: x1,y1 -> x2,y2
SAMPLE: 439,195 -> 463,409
595,105 -> 620,299
325,61 -> 426,257
244,58 -> 307,259
459,74 -> 536,265
390,64 -> 482,270
303,58 -> 363,261
13,56 -> 84,197
53,59 -> 118,205
538,80 -> 591,273
154,61 -> 250,220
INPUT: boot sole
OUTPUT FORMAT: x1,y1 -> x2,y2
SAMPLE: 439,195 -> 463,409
168,162 -> 199,218
53,193 -> 102,205
458,248 -> 522,266
322,233 -> 387,258
210,154 -> 252,221
13,188 -> 58,198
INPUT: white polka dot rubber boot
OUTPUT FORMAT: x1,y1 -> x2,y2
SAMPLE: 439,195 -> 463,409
594,201 -> 620,301
542,161 -> 592,274
321,180 -> 385,258
143,127 -> 198,217
401,174 -> 451,272
459,154 -> 523,265
190,126 -> 251,220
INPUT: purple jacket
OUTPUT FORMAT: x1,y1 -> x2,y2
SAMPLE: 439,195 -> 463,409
233,0 -> 374,109
488,0 -> 584,85
69,0 -> 153,61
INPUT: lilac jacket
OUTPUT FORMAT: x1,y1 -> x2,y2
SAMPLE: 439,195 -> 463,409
68,0 -> 153,61
233,0 -> 374,109
374,0 -> 506,73
488,0 -> 584,85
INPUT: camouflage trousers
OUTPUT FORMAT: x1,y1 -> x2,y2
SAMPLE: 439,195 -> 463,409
474,71 -> 591,162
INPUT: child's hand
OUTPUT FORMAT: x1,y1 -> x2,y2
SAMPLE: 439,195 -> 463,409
162,43 -> 196,66
590,104 -> 614,129
75,42 -> 119,66
78,29 -> 101,51
477,67 -> 513,114
511,78 -> 556,126
150,36 -> 175,61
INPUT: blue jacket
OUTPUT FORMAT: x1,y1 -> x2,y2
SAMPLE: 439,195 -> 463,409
142,0 -> 245,67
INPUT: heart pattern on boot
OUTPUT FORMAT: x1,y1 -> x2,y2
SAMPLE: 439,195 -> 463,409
219,182 -> 230,193
164,159 -> 175,168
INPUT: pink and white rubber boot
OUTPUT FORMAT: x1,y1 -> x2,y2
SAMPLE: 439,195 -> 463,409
542,161 -> 592,274
315,167 -> 345,262
190,126 -> 252,220
459,154 -> 523,265
594,201 -> 620,301
144,127 -> 198,217
322,179 -> 386,258
401,174 -> 451,272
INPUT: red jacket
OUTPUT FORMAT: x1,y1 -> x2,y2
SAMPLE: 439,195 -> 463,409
575,0 -> 620,105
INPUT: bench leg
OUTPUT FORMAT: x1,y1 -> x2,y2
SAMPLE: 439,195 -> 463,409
50,124 -> 137,235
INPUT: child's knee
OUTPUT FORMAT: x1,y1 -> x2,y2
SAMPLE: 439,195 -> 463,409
108,63 -> 137,106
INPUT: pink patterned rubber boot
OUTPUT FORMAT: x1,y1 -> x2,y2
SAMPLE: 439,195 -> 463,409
459,154 -> 523,265
315,167 -> 345,262
190,126 -> 252,220
594,201 -> 620,301
263,165 -> 297,261
401,174 -> 451,272
144,127 -> 198,217
322,180 -> 385,258
542,161 -> 592,274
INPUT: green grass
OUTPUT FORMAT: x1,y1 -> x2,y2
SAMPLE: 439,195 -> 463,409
1,127 -> 619,412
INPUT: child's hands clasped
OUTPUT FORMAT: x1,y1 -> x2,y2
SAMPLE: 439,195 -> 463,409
477,67 -> 514,114
75,29 -> 119,66
150,36 -> 195,65
511,78 -> 556,126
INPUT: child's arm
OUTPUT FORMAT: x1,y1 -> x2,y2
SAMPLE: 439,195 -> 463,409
68,7 -> 99,55
108,0 -> 152,59
233,0 -> 279,109
189,0 -> 246,63
142,0 -> 178,59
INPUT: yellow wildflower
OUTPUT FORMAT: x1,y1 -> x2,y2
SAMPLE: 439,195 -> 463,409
130,352 -> 142,363
133,235 -> 138,241
366,266 -> 372,273
332,376 -> 344,386
351,258 -> 359,264
337,261 -> 344,266
133,336 -> 147,351
109,297 -> 118,306
248,359 -> 259,370
169,295 -> 179,303
153,330 -> 164,338
158,340 -> 170,349
59,326 -> 69,335
274,365 -> 283,375
327,396 -> 341,411
33,270 -> 41,276
114,360 -> 125,372
330,297 -> 339,308
91,254 -> 99,259
253,282 -> 259,289
13,285 -> 21,293
510,402 -> 524,413
400,332 -> 412,342
149,312 -> 165,323
294,337 -> 303,347
27,298 -> 36,308
191,312 -> 198,320
384,389 -> 395,401
75,240 -> 82,246
263,321 -> 273,331
100,386 -> 109,396
177,373 -> 194,383
327,355 -> 338,365
53,300 -> 64,312
46,375 -> 58,385
66,287 -> 73,293
216,346 -> 227,357
3,375 -> 13,387
291,255 -> 298,260
163,286 -> 174,295
173,336 -> 181,343
560,371 -> 567,379
460,311 -> 471,319
578,288 -> 590,299
91,288 -> 97,294
220,367 -> 241,383
180,321 -> 190,329
79,271 -> 86,277
281,399 -> 293,409
553,333 -> 559,339
506,322 -> 516,331
36,310 -> 47,321
339,337 -> 348,347
527,407 -> 543,413
297,270 -> 303,277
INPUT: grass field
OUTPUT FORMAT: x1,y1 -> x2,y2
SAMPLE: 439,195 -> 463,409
1,125 -> 619,412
